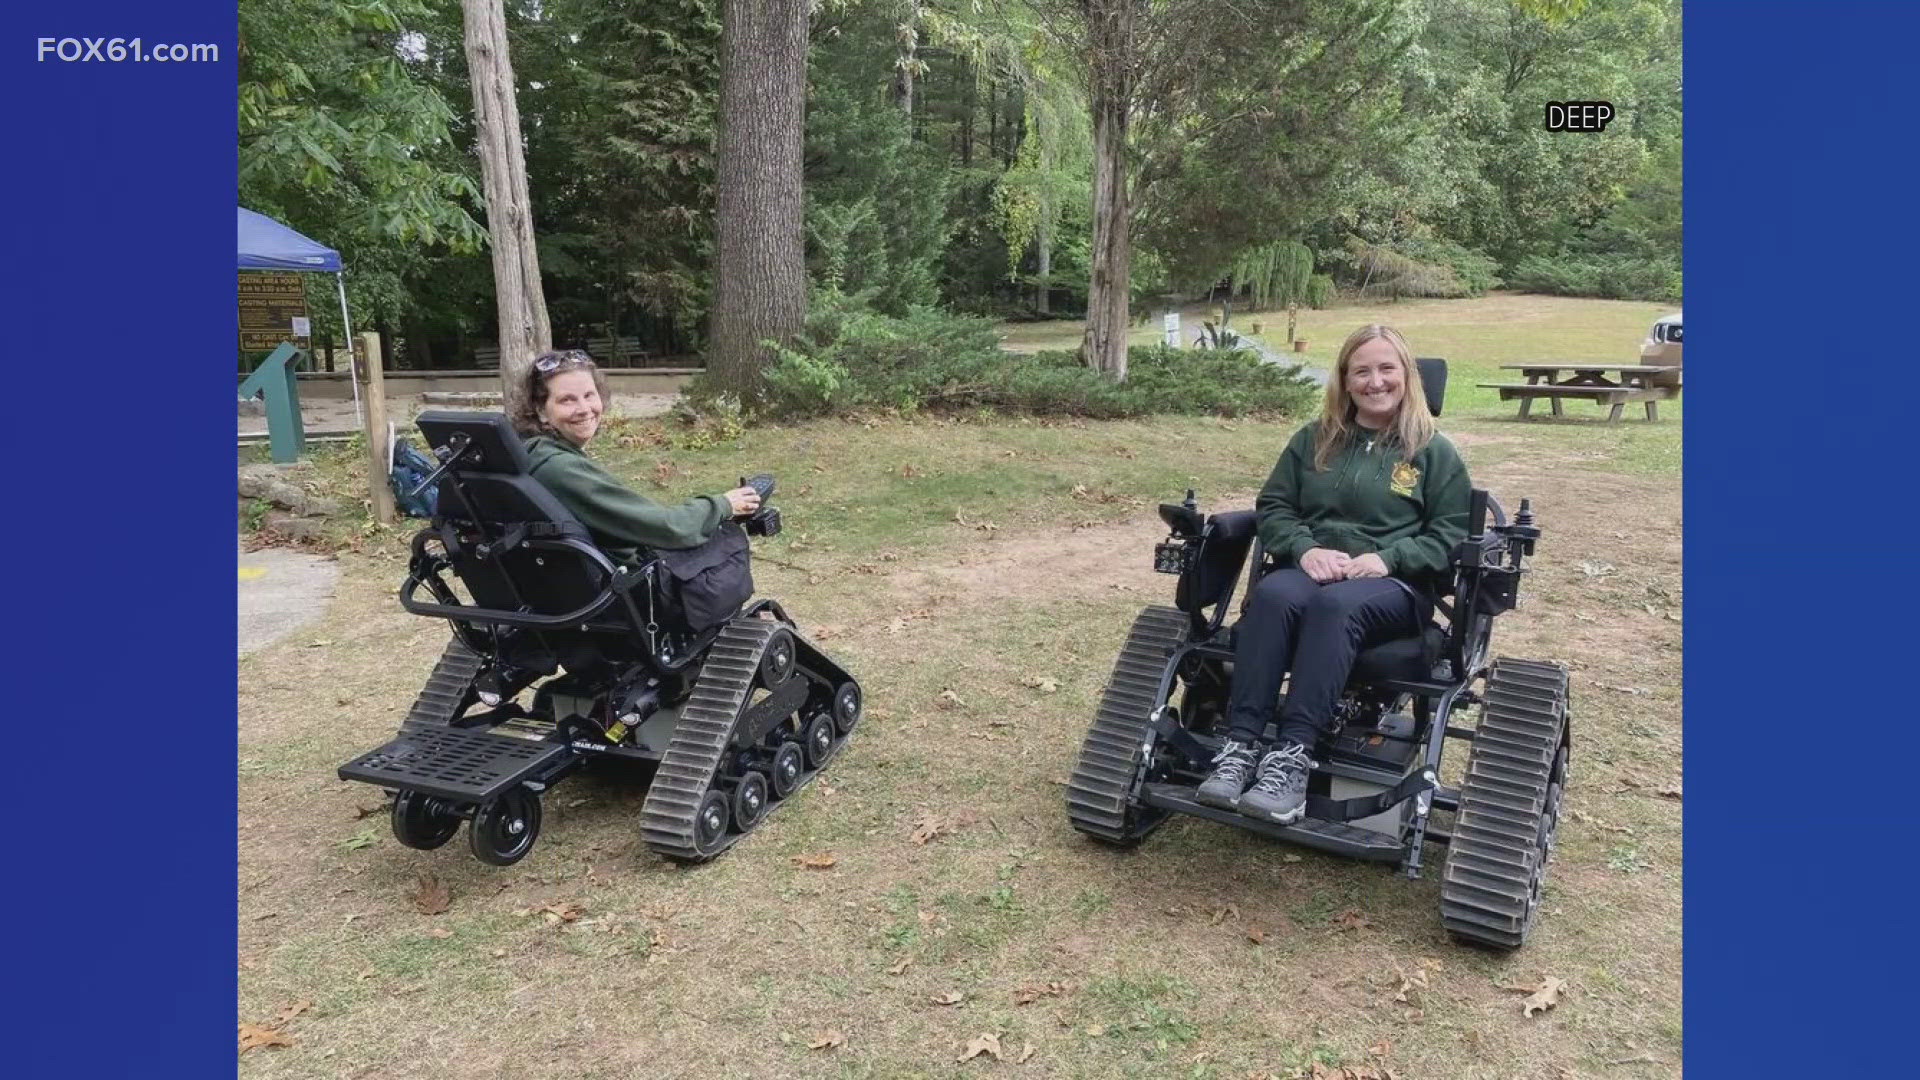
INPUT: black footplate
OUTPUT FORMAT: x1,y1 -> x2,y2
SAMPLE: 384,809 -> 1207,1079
338,726 -> 571,803
1140,783 -> 1407,861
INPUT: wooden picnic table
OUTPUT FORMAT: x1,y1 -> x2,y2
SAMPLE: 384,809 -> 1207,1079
1478,363 -> 1681,423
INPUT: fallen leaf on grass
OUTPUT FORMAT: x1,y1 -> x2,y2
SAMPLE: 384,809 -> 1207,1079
351,804 -> 383,820
516,901 -> 584,925
1281,853 -> 1303,863
886,958 -> 911,976
649,460 -> 678,489
339,827 -> 378,851
271,1001 -> 312,1025
1209,903 -> 1239,925
426,927 -> 453,939
1246,927 -> 1267,945
932,991 -> 966,1006
238,1023 -> 293,1052
1391,968 -> 1429,1005
1084,1024 -> 1106,1036
911,815 -> 962,844
1334,909 -> 1373,932
1657,785 -> 1683,800
410,874 -> 451,915
306,639 -> 334,648
899,463 -> 920,478
1013,981 -> 1068,1005
953,511 -> 1000,533
1369,1039 -> 1392,1057
355,967 -> 376,981
1500,975 -> 1568,1017
937,689 -> 965,709
808,1030 -> 847,1050
1017,1042 -> 1036,1064
793,853 -> 838,870
958,1033 -> 1002,1061
1020,675 -> 1061,693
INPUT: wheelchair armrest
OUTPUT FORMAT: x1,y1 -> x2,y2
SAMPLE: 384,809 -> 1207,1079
400,534 -> 622,629
1206,509 -> 1257,539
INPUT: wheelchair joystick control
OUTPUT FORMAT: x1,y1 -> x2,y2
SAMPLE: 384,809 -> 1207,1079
1182,488 -> 1198,512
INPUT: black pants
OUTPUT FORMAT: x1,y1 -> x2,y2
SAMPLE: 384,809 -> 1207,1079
1225,568 -> 1422,748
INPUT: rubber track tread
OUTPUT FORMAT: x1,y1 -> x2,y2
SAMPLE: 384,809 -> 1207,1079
1066,607 -> 1188,844
638,618 -> 853,863
404,637 -> 484,727
1441,657 -> 1569,949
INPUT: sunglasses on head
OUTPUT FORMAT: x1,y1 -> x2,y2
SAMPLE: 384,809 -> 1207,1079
533,350 -> 594,373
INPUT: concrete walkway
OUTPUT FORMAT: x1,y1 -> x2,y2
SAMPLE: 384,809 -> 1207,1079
1245,337 -> 1329,386
237,535 -> 339,659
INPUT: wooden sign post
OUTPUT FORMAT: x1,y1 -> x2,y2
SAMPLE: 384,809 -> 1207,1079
356,331 -> 396,525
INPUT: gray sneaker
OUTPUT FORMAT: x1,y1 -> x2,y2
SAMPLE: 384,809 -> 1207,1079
1239,743 -> 1316,825
1195,739 -> 1259,809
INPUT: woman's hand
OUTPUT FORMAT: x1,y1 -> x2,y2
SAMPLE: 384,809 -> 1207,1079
724,487 -> 762,517
1344,553 -> 1390,579
1299,547 -> 1352,583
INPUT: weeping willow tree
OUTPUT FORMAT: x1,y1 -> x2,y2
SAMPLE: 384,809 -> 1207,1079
927,1 -> 1087,316
1230,241 -> 1314,344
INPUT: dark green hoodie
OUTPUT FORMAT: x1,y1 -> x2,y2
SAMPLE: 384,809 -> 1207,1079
522,434 -> 730,563
1253,421 -> 1472,591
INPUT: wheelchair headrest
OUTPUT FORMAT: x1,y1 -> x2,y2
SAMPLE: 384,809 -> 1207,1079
416,411 -> 532,476
1415,358 -> 1447,417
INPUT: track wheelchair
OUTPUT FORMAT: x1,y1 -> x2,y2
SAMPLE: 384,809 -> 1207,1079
337,412 -> 861,866
1064,362 -> 1571,948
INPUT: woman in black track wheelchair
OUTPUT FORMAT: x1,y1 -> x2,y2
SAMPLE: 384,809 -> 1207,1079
513,349 -> 762,553
1195,324 -> 1471,824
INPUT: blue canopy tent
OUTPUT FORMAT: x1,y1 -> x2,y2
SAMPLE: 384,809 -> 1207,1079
238,207 -> 361,422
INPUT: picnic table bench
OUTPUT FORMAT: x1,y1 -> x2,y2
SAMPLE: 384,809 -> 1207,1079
1478,363 -> 1681,422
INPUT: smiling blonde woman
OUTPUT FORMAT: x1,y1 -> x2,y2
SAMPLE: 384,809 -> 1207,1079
1195,324 -> 1472,825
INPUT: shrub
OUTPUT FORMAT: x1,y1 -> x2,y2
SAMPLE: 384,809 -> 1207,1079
1507,253 -> 1681,301
738,294 -> 1318,422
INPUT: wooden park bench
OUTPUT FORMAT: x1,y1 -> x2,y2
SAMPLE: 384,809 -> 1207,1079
1478,363 -> 1681,422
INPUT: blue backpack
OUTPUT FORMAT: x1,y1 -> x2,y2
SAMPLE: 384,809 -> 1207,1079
389,430 -> 441,519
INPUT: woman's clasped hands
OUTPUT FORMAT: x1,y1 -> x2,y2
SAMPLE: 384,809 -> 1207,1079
1298,547 -> 1390,583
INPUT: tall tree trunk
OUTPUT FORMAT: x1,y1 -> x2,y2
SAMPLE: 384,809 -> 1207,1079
1036,215 -> 1053,316
463,0 -> 551,408
709,0 -> 809,401
959,58 -> 974,165
1079,0 -> 1133,380
892,2 -> 921,121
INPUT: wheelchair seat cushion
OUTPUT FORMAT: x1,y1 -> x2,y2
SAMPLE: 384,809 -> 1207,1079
1350,624 -> 1446,683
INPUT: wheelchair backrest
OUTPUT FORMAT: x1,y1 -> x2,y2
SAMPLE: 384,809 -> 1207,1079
415,411 -> 611,619
1416,358 -> 1447,417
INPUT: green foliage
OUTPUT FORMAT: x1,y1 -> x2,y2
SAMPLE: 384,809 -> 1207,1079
804,9 -> 953,315
1342,236 -> 1469,298
746,291 -> 1317,421
1306,274 -> 1335,309
1228,242 -> 1314,311
1508,252 -> 1680,301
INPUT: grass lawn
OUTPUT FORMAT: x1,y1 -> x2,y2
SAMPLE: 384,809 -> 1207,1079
240,294 -> 1680,1078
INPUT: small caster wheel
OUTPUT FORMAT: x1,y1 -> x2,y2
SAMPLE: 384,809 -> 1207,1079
693,789 -> 732,856
732,771 -> 770,830
760,629 -> 796,687
831,681 -> 862,735
769,741 -> 806,799
469,787 -> 542,866
391,790 -> 461,850
804,712 -> 837,769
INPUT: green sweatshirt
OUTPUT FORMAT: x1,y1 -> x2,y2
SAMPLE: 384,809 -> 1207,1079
1253,421 -> 1472,591
523,434 -> 730,562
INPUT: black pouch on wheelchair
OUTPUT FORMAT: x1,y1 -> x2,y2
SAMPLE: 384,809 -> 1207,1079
652,521 -> 754,631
